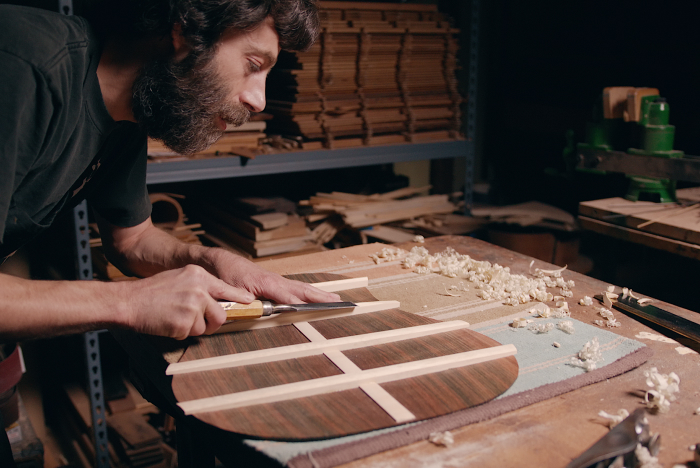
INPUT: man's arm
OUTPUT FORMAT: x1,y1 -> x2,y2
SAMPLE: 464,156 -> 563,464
0,263 -> 245,341
97,215 -> 342,305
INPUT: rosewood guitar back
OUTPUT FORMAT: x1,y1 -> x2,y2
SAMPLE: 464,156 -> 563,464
171,273 -> 518,440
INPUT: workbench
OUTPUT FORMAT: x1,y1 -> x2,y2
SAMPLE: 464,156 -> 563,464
578,187 -> 700,261
112,235 -> 700,468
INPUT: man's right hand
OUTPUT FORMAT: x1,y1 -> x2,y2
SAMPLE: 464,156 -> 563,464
117,264 -> 255,340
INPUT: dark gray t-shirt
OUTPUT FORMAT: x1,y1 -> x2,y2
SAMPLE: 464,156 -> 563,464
0,5 -> 151,260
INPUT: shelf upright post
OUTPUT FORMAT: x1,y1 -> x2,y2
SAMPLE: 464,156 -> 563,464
72,201 -> 110,468
464,0 -> 480,214
59,0 -> 110,464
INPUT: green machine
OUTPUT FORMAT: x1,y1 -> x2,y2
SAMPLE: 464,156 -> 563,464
567,87 -> 685,203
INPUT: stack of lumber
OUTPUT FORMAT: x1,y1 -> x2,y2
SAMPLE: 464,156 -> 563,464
197,197 -> 318,258
265,1 -> 463,149
91,193 -> 204,281
301,185 -> 457,244
57,381 -> 168,468
147,120 -> 268,160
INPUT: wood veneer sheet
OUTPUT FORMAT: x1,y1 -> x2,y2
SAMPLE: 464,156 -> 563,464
242,317 -> 650,468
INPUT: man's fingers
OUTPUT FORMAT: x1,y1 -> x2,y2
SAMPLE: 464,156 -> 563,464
203,298 -> 227,334
209,277 -> 255,303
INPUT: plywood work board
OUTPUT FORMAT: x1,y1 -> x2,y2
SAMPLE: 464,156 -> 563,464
170,273 -> 518,440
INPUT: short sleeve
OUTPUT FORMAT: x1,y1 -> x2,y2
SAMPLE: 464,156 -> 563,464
88,128 -> 152,227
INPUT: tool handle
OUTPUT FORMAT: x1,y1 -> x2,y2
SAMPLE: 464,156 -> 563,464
222,300 -> 265,320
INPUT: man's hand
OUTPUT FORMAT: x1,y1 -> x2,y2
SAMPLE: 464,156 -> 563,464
120,265 -> 255,340
204,249 -> 342,305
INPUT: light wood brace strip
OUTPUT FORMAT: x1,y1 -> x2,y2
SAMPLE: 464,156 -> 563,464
214,300 -> 400,334
178,344 -> 517,415
294,322 -> 416,423
167,320 -> 469,375
310,277 -> 369,292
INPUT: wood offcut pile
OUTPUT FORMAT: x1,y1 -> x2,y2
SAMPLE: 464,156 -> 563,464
56,379 -> 175,468
265,1 -> 463,149
300,186 -> 471,245
197,196 -> 322,259
91,193 -> 204,281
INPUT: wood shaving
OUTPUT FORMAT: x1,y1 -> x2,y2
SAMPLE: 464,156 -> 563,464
598,409 -> 629,428
579,296 -> 593,306
413,235 -> 425,243
511,318 -> 532,328
552,342 -> 561,348
595,307 -> 621,328
557,320 -> 575,334
635,332 -> 678,344
404,247 -> 566,306
637,297 -> 653,305
529,322 -> 554,334
440,285 -> 461,297
643,367 -> 680,413
370,247 -> 408,264
428,431 -> 454,447
635,444 -> 663,468
569,337 -> 602,371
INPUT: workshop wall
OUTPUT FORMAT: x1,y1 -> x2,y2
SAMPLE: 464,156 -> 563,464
476,0 -> 700,213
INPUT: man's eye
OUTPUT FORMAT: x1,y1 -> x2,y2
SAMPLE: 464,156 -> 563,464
248,61 -> 261,73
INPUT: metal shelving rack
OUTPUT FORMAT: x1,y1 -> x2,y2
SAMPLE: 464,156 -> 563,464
67,1 -> 480,465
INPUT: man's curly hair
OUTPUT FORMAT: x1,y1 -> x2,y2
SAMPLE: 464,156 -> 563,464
87,0 -> 319,54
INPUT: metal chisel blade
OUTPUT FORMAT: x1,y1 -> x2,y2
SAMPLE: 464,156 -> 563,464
270,302 -> 357,314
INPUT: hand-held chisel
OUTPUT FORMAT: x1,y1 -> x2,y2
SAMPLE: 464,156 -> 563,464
219,301 -> 357,321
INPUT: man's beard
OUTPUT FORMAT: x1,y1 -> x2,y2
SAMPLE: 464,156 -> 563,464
132,54 -> 250,155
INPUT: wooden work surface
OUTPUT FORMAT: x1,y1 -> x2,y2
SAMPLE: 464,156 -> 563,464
257,236 -> 700,468
578,187 -> 700,260
114,235 -> 700,467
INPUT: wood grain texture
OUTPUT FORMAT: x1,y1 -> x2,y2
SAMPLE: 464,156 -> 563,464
171,273 -> 518,440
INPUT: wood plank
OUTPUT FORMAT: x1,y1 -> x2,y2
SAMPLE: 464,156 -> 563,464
178,344 -> 516,414
167,320 -> 469,374
250,212 -> 289,230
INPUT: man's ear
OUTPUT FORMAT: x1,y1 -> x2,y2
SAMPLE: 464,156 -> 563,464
171,23 -> 190,61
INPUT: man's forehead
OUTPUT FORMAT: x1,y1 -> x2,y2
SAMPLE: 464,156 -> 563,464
219,18 -> 280,62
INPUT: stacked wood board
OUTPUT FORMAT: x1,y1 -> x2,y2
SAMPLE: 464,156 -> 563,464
266,1 -> 463,149
147,120 -> 268,160
197,197 -> 318,258
301,186 -> 457,245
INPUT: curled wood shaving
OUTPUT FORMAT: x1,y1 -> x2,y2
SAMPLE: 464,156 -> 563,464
643,367 -> 680,413
569,337 -> 602,371
439,285 -> 461,297
557,320 -> 575,334
598,409 -> 629,428
428,431 -> 454,447
370,247 -> 408,264
579,296 -> 593,306
511,318 -> 532,328
635,444 -> 663,468
529,323 -> 554,334
552,342 -> 561,348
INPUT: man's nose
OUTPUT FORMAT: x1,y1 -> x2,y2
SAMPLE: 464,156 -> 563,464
240,75 -> 266,113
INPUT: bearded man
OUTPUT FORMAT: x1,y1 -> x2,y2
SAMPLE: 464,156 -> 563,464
0,0 -> 339,342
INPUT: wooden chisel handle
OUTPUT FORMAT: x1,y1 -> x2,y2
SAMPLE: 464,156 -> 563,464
221,300 -> 266,320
